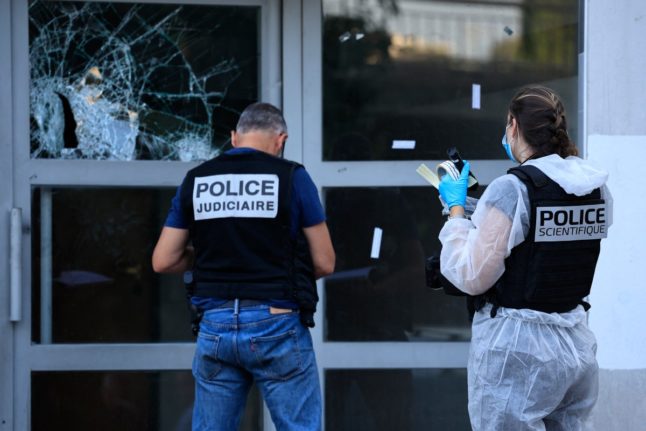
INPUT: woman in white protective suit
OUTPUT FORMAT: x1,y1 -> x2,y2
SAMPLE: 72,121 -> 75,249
437,85 -> 612,431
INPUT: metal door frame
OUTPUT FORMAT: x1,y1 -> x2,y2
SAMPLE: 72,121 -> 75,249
8,0 -> 281,429
1,0 -> 15,429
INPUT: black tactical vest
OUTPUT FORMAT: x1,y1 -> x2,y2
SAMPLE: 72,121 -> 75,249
483,165 -> 607,315
179,150 -> 318,325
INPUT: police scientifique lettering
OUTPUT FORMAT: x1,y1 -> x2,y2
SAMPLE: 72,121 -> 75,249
537,205 -> 606,238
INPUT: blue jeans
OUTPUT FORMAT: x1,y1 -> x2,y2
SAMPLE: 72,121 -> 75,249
192,303 -> 321,431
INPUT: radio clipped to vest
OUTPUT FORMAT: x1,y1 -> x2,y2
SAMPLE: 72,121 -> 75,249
425,252 -> 465,296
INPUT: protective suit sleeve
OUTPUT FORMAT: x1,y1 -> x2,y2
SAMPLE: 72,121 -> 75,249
439,175 -> 530,295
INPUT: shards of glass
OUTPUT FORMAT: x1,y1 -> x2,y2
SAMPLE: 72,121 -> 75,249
29,2 -> 249,161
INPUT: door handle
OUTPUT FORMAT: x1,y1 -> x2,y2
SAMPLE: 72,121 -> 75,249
10,208 -> 22,322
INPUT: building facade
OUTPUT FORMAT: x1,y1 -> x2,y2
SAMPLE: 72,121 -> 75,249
0,0 -> 644,429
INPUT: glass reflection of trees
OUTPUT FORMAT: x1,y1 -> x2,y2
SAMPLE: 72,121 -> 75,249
323,0 -> 579,161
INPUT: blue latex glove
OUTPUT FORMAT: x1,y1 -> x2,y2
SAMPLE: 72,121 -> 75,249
438,161 -> 470,208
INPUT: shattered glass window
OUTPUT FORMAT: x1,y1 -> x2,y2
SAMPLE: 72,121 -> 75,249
29,1 -> 259,161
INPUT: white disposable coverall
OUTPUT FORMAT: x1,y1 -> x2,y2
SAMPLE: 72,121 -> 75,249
439,154 -> 612,431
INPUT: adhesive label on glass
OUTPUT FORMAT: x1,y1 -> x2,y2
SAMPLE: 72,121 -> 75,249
472,83 -> 481,110
370,227 -> 383,258
193,174 -> 279,220
535,203 -> 607,242
392,140 -> 416,150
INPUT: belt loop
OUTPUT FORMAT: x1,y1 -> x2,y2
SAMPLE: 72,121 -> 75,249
233,298 -> 240,315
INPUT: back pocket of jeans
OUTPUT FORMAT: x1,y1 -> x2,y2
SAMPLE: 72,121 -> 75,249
192,332 -> 222,382
251,330 -> 302,380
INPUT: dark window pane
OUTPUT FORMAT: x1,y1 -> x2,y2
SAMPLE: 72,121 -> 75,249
325,187 -> 476,342
31,187 -> 192,343
325,369 -> 470,431
31,371 -> 262,431
29,1 -> 259,160
323,0 -> 579,161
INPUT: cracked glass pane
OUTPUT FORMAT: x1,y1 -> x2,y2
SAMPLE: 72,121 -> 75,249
29,1 -> 259,161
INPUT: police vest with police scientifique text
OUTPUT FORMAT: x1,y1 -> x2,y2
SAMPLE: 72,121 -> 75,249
486,164 -> 607,315
178,150 -> 318,325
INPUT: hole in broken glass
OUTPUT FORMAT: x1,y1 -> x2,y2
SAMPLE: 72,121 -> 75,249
29,1 -> 259,161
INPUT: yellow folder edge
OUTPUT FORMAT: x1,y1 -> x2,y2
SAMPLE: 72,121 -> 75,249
416,163 -> 440,189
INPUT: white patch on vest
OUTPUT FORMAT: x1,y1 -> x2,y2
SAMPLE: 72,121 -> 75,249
535,203 -> 607,242
192,174 -> 279,220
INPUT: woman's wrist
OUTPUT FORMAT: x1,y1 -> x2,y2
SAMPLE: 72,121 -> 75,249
448,206 -> 465,218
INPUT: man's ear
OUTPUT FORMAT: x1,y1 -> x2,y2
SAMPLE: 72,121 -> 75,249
276,132 -> 288,155
230,130 -> 238,147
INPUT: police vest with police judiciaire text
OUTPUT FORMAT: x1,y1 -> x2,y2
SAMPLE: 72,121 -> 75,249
178,150 -> 318,324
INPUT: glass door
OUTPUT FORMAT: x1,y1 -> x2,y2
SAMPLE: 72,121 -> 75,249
303,0 -> 580,429
11,1 -> 280,429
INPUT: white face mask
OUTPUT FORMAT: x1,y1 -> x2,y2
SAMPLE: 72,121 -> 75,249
501,125 -> 518,163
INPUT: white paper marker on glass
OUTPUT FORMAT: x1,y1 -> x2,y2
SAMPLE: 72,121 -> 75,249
370,227 -> 383,259
392,140 -> 416,150
472,83 -> 481,110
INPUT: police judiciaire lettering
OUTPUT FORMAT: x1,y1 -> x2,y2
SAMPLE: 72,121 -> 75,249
194,177 -> 277,215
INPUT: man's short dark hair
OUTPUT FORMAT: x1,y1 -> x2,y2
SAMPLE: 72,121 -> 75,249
236,102 -> 287,135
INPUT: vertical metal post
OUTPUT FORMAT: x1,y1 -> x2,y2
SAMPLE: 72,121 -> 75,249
40,188 -> 53,343
10,208 -> 22,322
578,0 -> 587,156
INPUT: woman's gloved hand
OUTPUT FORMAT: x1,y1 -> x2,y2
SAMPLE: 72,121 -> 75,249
438,161 -> 470,208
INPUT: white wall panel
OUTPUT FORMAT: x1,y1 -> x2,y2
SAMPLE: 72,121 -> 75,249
588,135 -> 646,369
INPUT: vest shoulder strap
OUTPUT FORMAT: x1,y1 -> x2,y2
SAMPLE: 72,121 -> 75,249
509,164 -> 602,201
508,165 -> 550,189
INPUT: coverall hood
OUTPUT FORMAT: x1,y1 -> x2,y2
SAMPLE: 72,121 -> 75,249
524,154 -> 609,196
